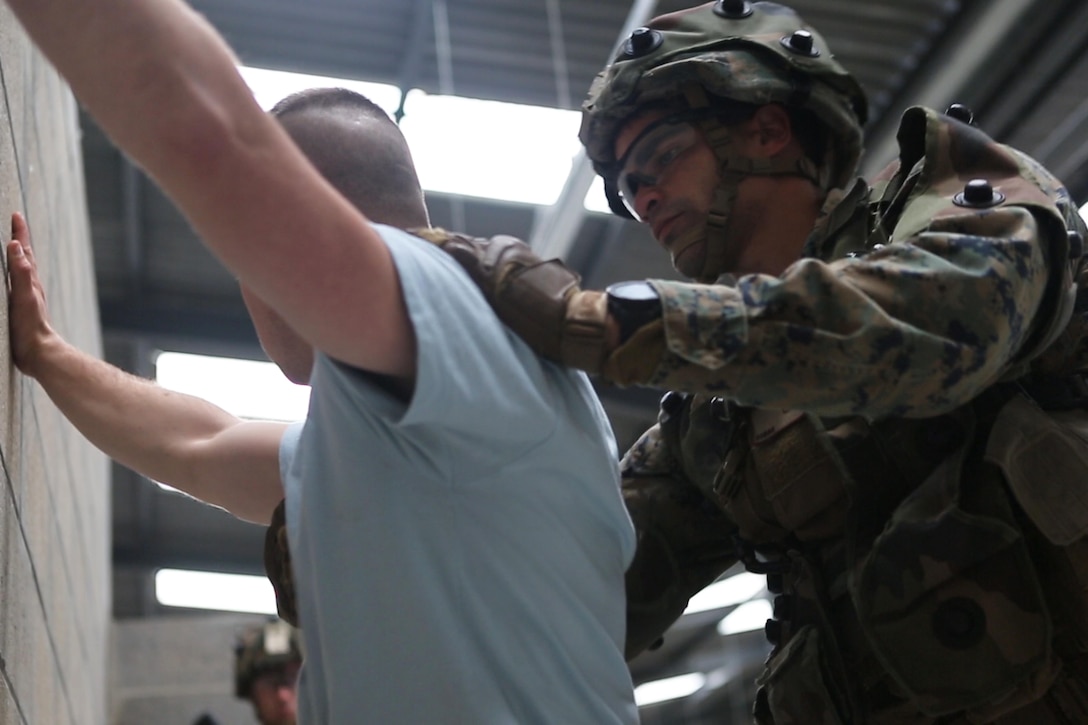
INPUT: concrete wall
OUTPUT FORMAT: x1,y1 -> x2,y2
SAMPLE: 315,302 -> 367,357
0,6 -> 111,725
112,613 -> 274,725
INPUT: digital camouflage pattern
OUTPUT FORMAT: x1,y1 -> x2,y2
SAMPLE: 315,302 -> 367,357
614,106 -> 1088,723
613,106 -> 1078,413
618,391 -> 739,658
580,1 -> 870,282
580,1 -> 867,203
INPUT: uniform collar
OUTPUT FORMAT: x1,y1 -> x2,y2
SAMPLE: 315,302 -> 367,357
801,178 -> 871,260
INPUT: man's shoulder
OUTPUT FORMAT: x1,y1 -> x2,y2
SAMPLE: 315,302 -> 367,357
373,224 -> 484,300
374,224 -> 447,258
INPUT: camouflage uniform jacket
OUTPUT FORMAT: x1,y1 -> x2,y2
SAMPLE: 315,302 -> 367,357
620,106 -> 1088,723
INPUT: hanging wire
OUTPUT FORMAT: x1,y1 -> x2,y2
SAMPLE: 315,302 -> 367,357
432,0 -> 455,96
544,0 -> 572,110
431,0 -> 466,232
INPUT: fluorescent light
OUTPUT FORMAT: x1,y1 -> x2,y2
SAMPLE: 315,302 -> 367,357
634,672 -> 706,707
717,598 -> 773,636
155,569 -> 278,615
684,572 -> 767,615
155,351 -> 310,422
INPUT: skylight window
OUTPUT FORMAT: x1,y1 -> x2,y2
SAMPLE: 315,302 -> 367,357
155,351 -> 310,422
399,90 -> 581,205
239,65 -> 607,212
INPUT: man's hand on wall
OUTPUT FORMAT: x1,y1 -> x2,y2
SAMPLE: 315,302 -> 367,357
6,212 -> 59,378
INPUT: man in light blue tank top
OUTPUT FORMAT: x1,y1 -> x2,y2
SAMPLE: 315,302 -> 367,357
5,72 -> 638,724
284,224 -> 636,723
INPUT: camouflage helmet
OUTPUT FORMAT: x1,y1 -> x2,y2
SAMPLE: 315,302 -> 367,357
581,0 -> 868,218
234,619 -> 303,699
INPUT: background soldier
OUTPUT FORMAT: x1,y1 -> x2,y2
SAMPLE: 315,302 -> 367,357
436,1 -> 1088,722
233,620 -> 302,725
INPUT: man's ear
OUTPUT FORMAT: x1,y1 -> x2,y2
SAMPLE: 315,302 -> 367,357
745,103 -> 793,157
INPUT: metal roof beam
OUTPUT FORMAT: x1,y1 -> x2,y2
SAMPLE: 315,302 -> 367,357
860,0 -> 1040,178
529,0 -> 658,260
393,0 -> 434,122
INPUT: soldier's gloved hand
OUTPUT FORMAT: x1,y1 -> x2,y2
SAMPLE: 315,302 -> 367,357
412,228 -> 613,373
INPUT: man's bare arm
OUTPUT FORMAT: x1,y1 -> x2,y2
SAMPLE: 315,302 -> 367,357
4,0 -> 416,380
7,214 -> 285,524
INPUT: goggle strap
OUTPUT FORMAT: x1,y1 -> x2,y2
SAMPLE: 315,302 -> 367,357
699,120 -> 736,155
718,151 -> 819,186
604,176 -> 637,220
698,183 -> 738,282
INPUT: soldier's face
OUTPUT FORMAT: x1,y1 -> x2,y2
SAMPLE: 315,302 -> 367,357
614,109 -> 720,278
250,661 -> 301,725
615,104 -> 817,278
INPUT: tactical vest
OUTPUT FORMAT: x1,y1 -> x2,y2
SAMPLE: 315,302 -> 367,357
680,391 -> 1088,723
669,111 -> 1088,723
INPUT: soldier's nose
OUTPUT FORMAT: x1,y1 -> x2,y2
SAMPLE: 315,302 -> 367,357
636,191 -> 661,223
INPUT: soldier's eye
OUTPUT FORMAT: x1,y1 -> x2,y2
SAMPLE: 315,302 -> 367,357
621,172 -> 656,200
651,145 -> 683,174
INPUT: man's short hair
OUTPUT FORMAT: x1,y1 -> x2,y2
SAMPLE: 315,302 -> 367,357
269,87 -> 392,125
269,87 -> 429,229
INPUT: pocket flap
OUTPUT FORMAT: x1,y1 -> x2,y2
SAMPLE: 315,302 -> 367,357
985,395 -> 1088,546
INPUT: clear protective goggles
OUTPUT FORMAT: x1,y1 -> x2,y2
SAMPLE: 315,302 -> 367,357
614,117 -> 705,217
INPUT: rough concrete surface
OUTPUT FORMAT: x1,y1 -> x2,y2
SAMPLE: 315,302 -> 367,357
0,6 -> 110,724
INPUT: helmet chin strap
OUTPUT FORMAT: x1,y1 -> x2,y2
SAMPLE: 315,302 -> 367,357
686,111 -> 822,282
674,83 -> 826,281
691,172 -> 738,282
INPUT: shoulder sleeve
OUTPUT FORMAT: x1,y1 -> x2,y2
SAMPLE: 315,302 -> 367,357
608,109 -> 1077,419
279,420 -> 304,484
279,420 -> 305,544
891,106 -> 1080,366
338,225 -> 559,436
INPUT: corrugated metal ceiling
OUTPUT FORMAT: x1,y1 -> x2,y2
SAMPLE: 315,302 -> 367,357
189,0 -> 963,116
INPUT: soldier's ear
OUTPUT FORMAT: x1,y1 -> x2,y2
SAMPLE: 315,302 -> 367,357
746,103 -> 793,157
